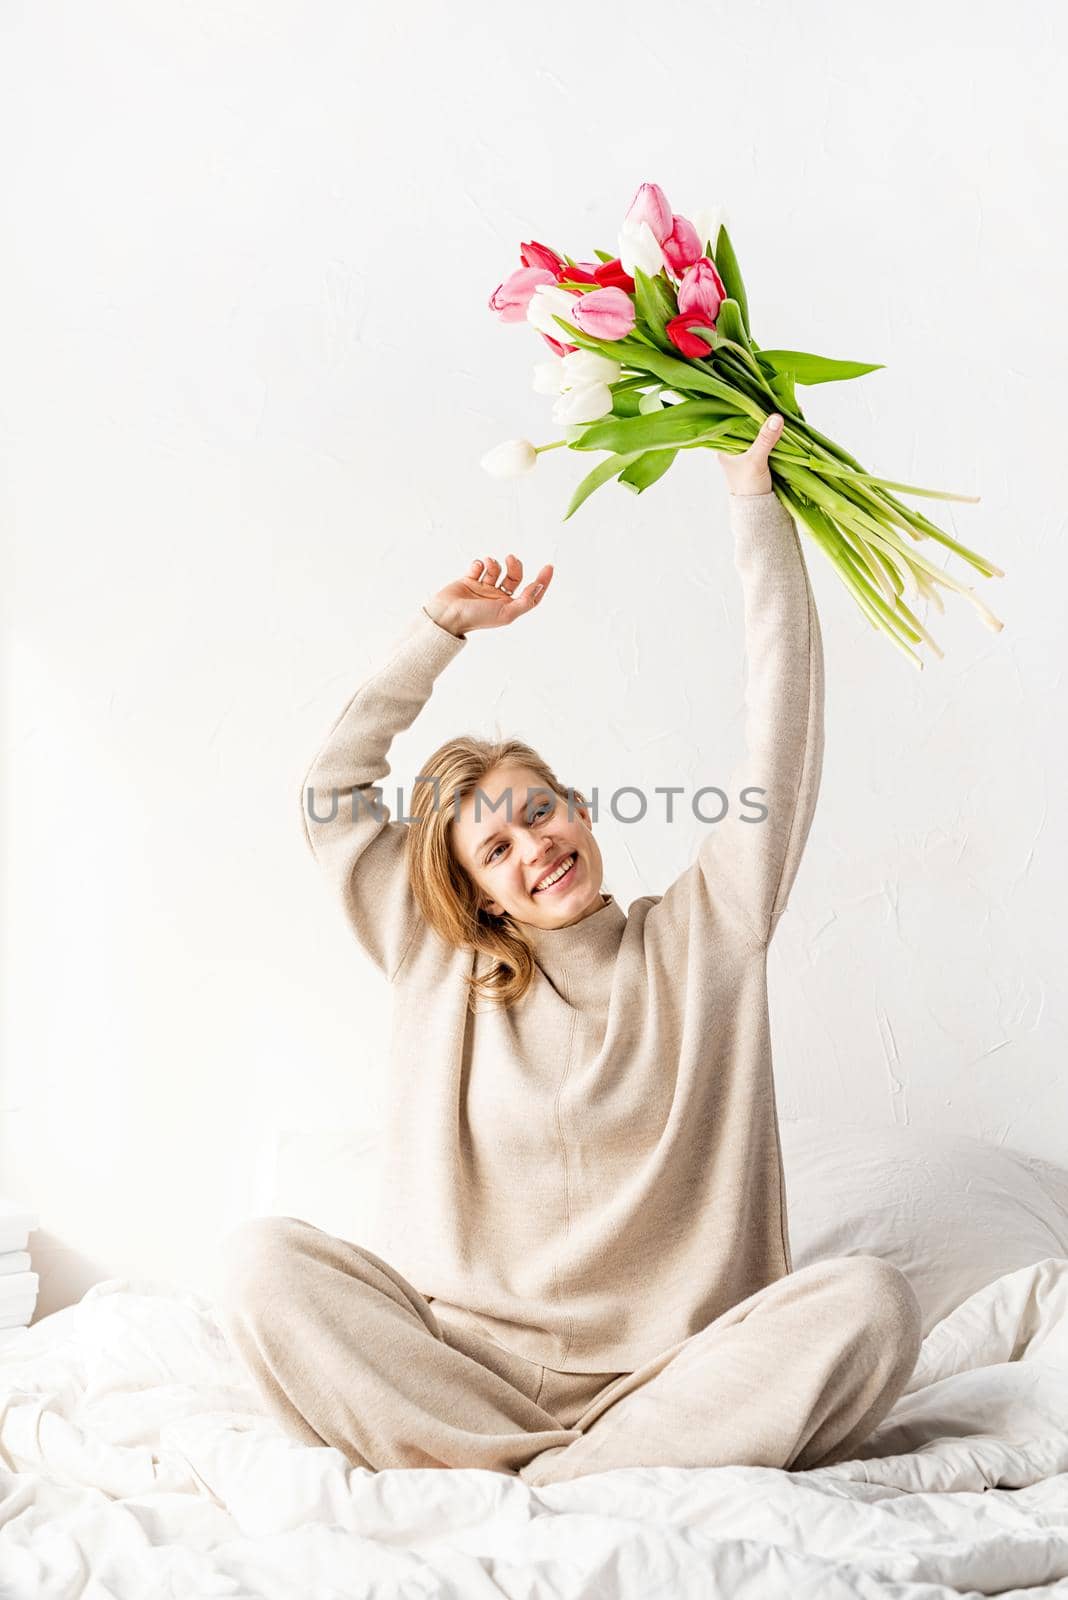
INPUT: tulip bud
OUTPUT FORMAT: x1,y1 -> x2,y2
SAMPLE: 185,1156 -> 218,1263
520,239 -> 566,275
480,439 -> 538,478
551,382 -> 614,425
661,214 -> 704,278
592,257 -> 636,292
560,350 -> 622,388
617,219 -> 666,279
570,287 -> 636,342
488,266 -> 556,323
526,284 -> 581,338
677,258 -> 728,321
691,205 -> 731,257
623,182 -> 673,244
665,314 -> 716,359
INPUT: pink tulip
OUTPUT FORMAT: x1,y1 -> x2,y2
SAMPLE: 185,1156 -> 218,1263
676,257 -> 728,322
661,214 -> 704,277
488,265 -> 555,322
624,181 -> 673,244
520,239 -> 566,274
570,286 -> 637,342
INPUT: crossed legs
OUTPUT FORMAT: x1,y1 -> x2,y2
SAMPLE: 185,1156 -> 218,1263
218,1217 -> 922,1486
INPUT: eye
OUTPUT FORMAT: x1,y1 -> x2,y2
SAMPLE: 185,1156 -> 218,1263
485,802 -> 553,864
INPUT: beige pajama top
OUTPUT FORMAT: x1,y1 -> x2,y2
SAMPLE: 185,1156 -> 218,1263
300,490 -> 826,1372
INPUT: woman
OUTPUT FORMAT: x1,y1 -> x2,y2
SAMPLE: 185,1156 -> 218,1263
220,414 -> 922,1486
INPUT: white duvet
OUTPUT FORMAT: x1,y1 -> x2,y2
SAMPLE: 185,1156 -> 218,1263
1,1257 -> 1067,1599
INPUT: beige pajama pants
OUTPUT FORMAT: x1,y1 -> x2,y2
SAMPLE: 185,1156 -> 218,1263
217,1216 -> 922,1487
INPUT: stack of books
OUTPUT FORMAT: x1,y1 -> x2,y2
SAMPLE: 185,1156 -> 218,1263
0,1196 -> 40,1341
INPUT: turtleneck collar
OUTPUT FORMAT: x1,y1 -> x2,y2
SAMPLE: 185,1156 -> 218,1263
519,892 -> 627,974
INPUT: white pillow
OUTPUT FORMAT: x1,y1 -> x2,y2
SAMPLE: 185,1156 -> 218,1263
781,1117 -> 1068,1335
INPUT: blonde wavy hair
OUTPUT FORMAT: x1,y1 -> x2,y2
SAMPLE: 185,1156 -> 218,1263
404,734 -> 591,1013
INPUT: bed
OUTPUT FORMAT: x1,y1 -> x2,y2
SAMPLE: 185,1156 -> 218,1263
2,1118 -> 1067,1599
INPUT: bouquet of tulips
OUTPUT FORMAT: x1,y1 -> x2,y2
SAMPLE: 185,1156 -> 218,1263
484,181 -> 1004,669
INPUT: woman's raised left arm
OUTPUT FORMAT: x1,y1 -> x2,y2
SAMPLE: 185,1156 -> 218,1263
693,486 -> 826,949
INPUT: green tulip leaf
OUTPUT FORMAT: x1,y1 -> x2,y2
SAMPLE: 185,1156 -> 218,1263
757,349 -> 885,385
618,449 -> 679,492
571,401 -> 735,453
611,389 -> 645,417
768,369 -> 800,416
682,323 -> 719,354
714,298 -> 752,354
632,266 -> 678,353
709,226 -> 750,337
563,450 -> 644,521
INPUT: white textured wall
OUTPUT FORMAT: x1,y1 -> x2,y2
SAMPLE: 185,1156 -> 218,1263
2,1 -> 1064,1319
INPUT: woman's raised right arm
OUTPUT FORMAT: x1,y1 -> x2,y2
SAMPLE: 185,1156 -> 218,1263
299,550 -> 554,981
299,608 -> 467,981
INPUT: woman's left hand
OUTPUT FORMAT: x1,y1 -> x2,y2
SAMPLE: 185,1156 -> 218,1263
718,413 -> 784,497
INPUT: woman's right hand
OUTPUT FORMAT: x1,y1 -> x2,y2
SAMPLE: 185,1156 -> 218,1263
717,413 -> 783,497
424,554 -> 554,637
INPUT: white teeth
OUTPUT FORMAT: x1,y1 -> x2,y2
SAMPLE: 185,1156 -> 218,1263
534,853 -> 575,892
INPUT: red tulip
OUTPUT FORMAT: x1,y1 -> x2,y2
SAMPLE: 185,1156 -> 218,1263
592,257 -> 636,292
520,240 -> 566,274
554,262 -> 601,285
540,332 -> 579,357
665,313 -> 716,358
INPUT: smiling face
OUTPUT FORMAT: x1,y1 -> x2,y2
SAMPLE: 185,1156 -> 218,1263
451,763 -> 606,930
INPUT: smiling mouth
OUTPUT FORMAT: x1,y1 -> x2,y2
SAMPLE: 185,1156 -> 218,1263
532,852 -> 578,894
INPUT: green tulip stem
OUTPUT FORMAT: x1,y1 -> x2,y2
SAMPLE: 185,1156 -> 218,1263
534,304 -> 1003,654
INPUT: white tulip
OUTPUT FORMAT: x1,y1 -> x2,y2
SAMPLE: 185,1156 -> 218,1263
637,389 -> 665,414
617,218 -> 665,278
480,438 -> 538,478
691,205 -> 731,256
532,357 -> 566,394
526,284 -> 580,338
560,349 -> 621,388
551,382 -> 614,425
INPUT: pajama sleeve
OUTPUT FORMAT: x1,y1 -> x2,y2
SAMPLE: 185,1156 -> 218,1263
299,608 -> 467,980
648,489 -> 826,953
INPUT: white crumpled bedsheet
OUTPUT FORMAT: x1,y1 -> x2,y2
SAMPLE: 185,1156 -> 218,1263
2,1257 -> 1068,1599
